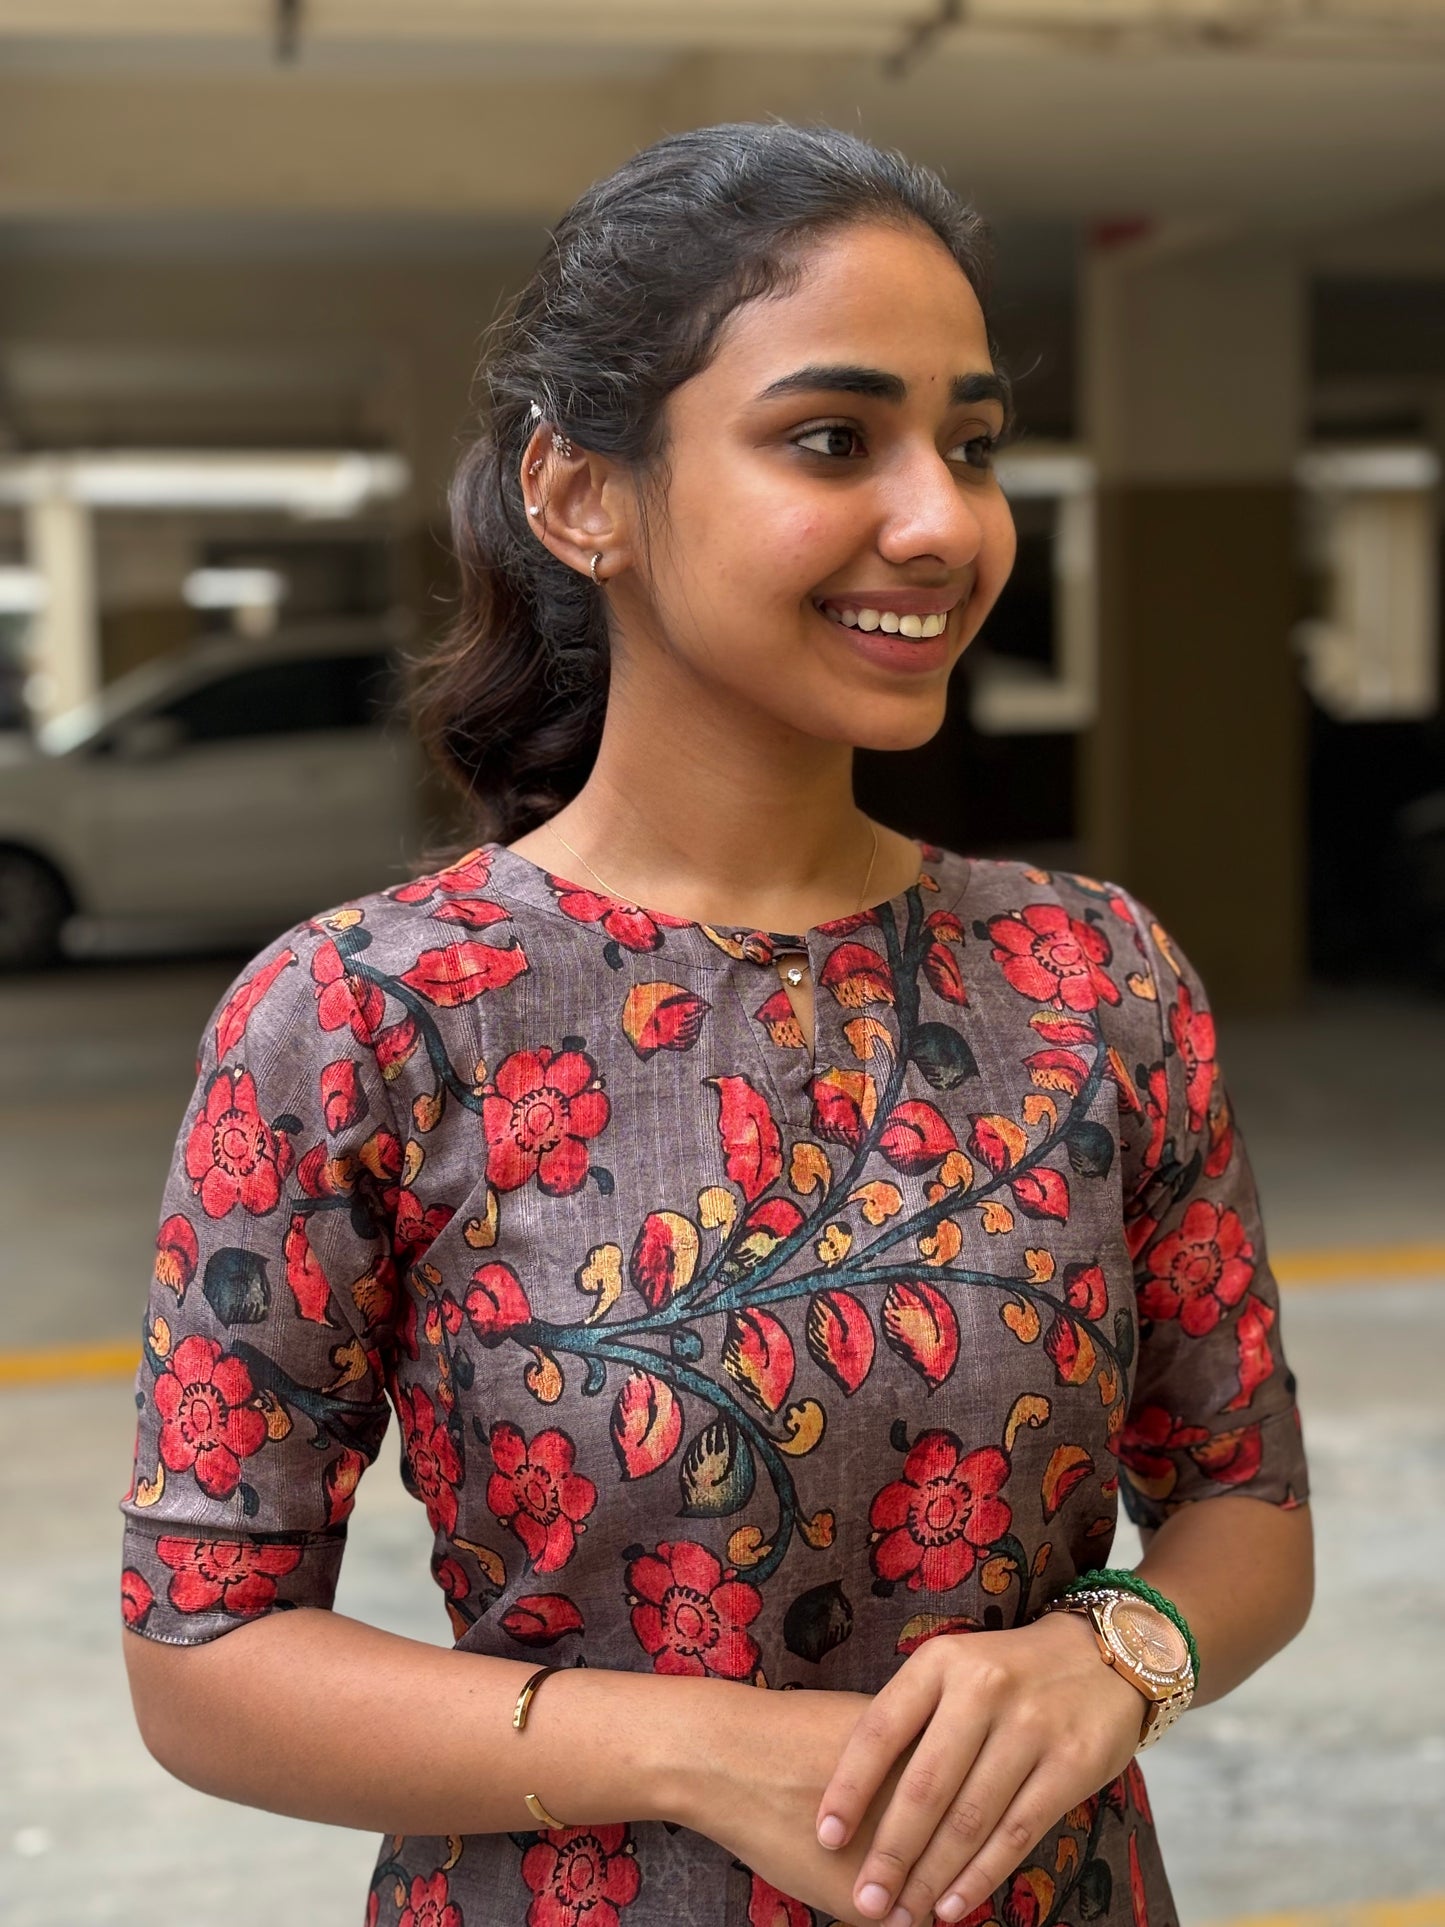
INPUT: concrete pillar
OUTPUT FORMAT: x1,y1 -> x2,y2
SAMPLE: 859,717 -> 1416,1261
1079,230 -> 1308,1008
24,481 -> 99,725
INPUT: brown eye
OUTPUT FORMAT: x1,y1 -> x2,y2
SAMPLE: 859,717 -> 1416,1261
795,425 -> 863,459
947,433 -> 998,470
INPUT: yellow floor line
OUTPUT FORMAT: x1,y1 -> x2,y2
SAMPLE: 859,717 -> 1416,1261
1275,1242 -> 1445,1286
1204,1894 -> 1445,1927
0,1341 -> 138,1387
0,1243 -> 1440,1390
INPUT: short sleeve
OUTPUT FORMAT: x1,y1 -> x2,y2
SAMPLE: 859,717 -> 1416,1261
119,922 -> 399,1644
1110,890 -> 1310,1530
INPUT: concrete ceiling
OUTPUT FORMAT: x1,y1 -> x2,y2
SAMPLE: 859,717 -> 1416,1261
0,6 -> 1443,251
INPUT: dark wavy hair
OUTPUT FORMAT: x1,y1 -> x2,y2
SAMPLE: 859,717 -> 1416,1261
413,120 -> 996,842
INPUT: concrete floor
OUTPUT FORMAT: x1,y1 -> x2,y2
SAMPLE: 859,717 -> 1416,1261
3,958 -> 1444,1925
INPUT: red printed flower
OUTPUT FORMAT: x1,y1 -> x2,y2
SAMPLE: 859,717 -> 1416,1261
311,938 -> 386,1041
398,1870 -> 463,1927
393,847 -> 495,903
869,1429 -> 1012,1593
183,1068 -> 292,1218
156,1535 -> 303,1615
1138,1199 -> 1254,1337
1118,1403 -> 1210,1496
396,1384 -> 463,1536
1169,984 -> 1217,1136
626,1539 -> 762,1678
154,1334 -> 267,1499
988,904 -> 1120,1013
554,881 -> 692,953
488,1422 -> 597,1573
521,1823 -> 641,1927
481,1046 -> 610,1195
120,1568 -> 154,1629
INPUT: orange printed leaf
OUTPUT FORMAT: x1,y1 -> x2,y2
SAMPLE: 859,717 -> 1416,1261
215,947 -> 296,1060
789,1141 -> 832,1195
621,981 -> 711,1057
1009,1166 -> 1071,1222
628,1211 -> 700,1311
806,1288 -> 876,1395
398,941 -> 528,1007
1001,1298 -> 1041,1344
979,1200 -> 1015,1235
574,1243 -> 623,1324
723,1308 -> 796,1412
708,1075 -> 783,1202
1041,1443 -> 1094,1519
848,1179 -> 903,1224
969,1112 -> 1029,1173
881,1280 -> 960,1388
610,1370 -> 685,1479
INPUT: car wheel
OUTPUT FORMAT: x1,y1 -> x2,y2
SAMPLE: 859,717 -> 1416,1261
0,849 -> 71,970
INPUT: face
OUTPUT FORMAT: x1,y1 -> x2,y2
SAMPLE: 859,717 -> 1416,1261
609,220 -> 1017,752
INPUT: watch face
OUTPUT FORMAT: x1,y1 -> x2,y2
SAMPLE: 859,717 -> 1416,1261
1109,1597 -> 1190,1679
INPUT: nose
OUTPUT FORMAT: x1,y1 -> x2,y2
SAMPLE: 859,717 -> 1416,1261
875,446 -> 992,573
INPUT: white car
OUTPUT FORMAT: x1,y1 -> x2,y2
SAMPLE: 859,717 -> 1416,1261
0,624 -> 423,968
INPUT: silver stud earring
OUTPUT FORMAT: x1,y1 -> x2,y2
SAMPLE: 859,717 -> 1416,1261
554,432 -> 575,459
527,505 -> 542,518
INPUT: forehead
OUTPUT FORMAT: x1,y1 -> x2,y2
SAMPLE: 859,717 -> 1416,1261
706,221 -> 993,394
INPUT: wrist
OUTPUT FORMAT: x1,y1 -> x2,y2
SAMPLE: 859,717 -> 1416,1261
636,1675 -> 748,1829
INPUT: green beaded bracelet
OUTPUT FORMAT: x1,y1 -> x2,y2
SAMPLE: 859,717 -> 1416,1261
1063,1568 -> 1201,1685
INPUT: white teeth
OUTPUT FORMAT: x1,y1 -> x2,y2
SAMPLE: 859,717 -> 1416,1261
821,604 -> 951,637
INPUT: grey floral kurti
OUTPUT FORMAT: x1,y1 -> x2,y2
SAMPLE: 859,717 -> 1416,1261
121,839 -> 1309,1927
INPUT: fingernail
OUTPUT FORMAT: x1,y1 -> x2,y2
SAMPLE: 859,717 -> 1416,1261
817,1814 -> 847,1848
935,1898 -> 966,1923
886,1908 -> 912,1927
859,1884 -> 892,1917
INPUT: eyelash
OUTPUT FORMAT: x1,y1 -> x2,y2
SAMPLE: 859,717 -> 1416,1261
791,421 -> 1001,470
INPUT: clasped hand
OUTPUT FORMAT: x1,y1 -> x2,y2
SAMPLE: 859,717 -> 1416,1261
815,1612 -> 1145,1926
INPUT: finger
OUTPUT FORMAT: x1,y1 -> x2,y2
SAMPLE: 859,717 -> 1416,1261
932,1765 -> 1060,1921
845,1708 -> 995,1925
883,1729 -> 1039,1927
815,1670 -> 942,1856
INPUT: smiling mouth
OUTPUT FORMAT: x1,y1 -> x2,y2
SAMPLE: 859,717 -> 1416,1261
814,597 -> 964,639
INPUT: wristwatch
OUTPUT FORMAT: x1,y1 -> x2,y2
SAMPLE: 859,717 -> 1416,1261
1041,1586 -> 1196,1749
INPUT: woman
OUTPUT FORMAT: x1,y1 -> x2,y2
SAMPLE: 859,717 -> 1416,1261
121,123 -> 1312,1927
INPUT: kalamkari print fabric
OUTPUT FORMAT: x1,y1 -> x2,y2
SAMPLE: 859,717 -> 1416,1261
120,840 -> 1309,1927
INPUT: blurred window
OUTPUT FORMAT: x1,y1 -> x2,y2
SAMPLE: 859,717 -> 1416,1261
157,652 -> 397,744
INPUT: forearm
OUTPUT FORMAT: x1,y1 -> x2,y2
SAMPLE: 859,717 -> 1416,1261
1134,1493 -> 1314,1705
124,1607 -> 740,1836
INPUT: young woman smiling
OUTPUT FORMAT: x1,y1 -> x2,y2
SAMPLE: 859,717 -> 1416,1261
122,124 -> 1312,1927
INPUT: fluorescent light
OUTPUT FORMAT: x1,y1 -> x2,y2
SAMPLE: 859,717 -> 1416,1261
0,565 -> 47,613
183,567 -> 287,610
0,450 -> 410,514
1296,447 -> 1441,492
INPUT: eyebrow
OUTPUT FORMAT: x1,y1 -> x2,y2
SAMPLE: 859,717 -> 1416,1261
756,363 -> 1012,413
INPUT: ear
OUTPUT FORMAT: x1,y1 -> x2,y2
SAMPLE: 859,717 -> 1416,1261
520,427 -> 636,587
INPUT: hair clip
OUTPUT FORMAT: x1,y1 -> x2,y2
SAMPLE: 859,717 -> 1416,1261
527,400 -> 543,424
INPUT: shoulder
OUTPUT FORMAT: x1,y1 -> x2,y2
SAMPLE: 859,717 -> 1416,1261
949,852 -> 1174,1054
197,845 -> 530,1075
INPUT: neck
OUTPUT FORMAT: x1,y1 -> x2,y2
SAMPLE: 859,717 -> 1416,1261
540,675 -> 888,932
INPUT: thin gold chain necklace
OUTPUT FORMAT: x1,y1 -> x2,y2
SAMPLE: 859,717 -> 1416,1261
543,819 -> 880,988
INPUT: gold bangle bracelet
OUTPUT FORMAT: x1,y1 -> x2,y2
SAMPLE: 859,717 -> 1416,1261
512,1665 -> 557,1731
513,1667 -> 567,1828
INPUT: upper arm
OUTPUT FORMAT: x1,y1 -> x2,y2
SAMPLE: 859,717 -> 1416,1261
119,922 -> 399,1654
1109,892 -> 1310,1532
